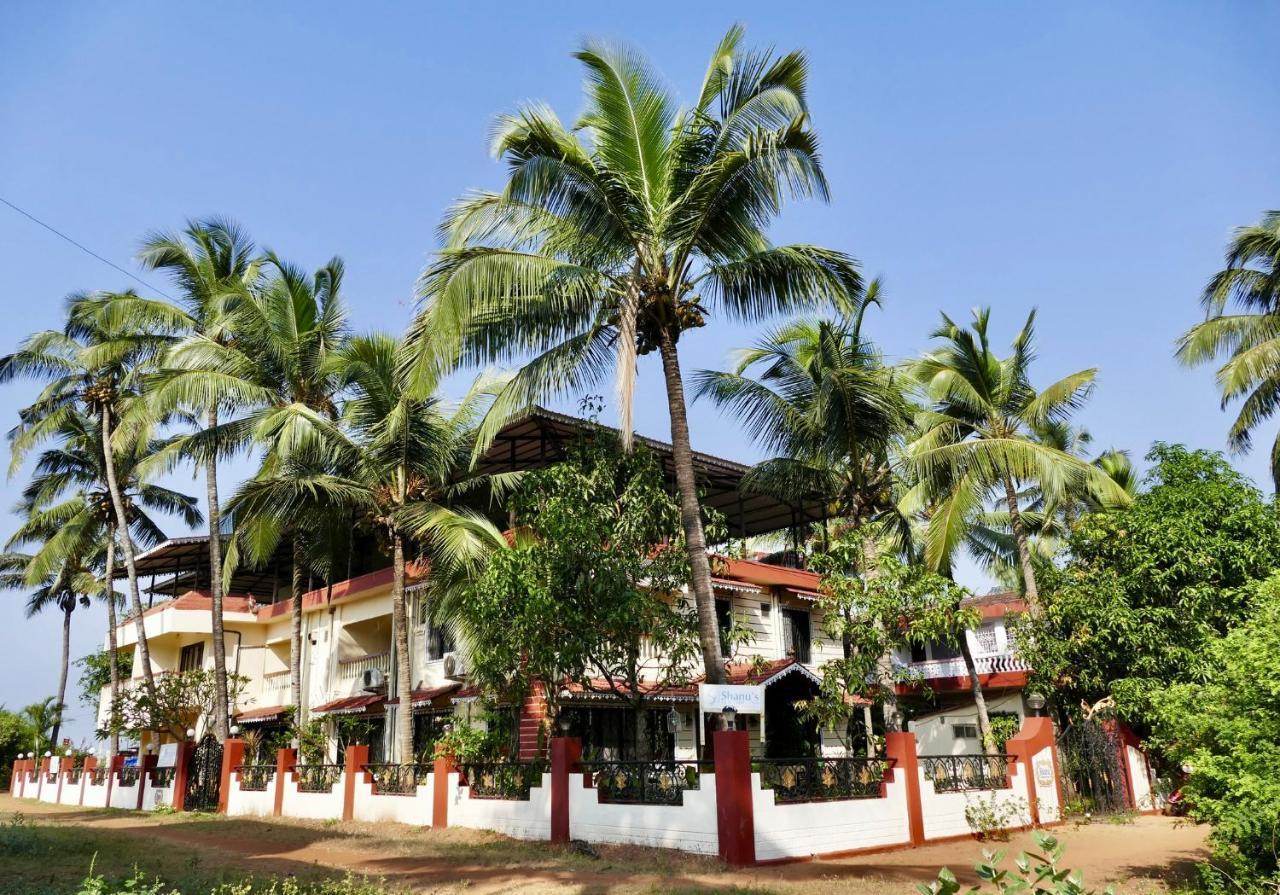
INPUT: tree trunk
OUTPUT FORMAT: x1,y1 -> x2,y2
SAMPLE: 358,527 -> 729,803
615,277 -> 641,451
957,626 -> 996,755
861,534 -> 902,732
391,531 -> 414,764
290,537 -> 304,710
51,604 -> 72,748
205,407 -> 230,742
104,530 -> 120,757
656,330 -> 726,685
1003,475 -> 1040,613
100,403 -> 154,688
862,704 -> 875,758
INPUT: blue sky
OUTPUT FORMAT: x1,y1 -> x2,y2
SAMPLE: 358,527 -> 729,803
1,2 -> 1277,742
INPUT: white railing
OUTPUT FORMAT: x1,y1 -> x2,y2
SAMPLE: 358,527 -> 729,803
336,651 -> 390,681
905,653 -> 1029,680
258,672 -> 291,705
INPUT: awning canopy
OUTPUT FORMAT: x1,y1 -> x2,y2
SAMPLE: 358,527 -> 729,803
385,682 -> 461,712
235,705 -> 288,724
311,694 -> 385,716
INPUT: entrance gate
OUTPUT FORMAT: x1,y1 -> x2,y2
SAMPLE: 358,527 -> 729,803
184,734 -> 223,812
1055,720 -> 1130,814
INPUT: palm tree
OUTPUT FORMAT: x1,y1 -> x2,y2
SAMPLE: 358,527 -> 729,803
412,27 -> 863,683
0,550 -> 93,747
227,333 -> 503,763
694,292 -> 916,731
1,293 -> 172,689
1176,210 -> 1280,488
907,308 -> 1129,613
20,697 -> 60,755
112,217 -> 261,742
6,410 -> 200,753
158,254 -> 347,713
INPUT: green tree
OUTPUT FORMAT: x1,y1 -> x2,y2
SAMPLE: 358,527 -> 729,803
1020,443 -> 1280,720
1148,574 -> 1280,891
907,308 -> 1129,612
413,26 -> 863,684
0,706 -> 35,788
449,431 -> 701,756
694,293 -> 915,730
20,696 -> 60,755
0,292 -> 172,690
1176,209 -> 1280,489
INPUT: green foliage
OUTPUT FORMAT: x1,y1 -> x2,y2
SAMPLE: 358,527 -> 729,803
1147,575 -> 1280,891
919,831 -> 1114,895
1020,443 -> 1280,720
962,793 -> 1028,841
74,868 -> 390,895
801,549 -> 978,749
0,707 -> 35,786
102,670 -> 249,742
984,714 -> 1022,752
295,716 -> 328,765
454,431 -> 701,751
431,715 -> 503,763
76,648 -> 134,708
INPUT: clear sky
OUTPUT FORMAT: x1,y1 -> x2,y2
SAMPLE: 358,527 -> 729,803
1,2 -> 1277,743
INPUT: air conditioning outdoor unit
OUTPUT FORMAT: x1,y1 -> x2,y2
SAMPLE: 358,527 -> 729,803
442,651 -> 468,681
361,668 -> 386,692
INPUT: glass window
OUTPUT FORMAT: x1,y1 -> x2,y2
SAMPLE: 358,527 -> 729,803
781,608 -> 811,664
425,625 -> 456,661
179,642 -> 204,672
973,623 -> 999,655
715,599 -> 733,656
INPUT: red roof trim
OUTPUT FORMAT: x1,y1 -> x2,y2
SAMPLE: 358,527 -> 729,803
310,694 -> 385,715
712,556 -> 821,590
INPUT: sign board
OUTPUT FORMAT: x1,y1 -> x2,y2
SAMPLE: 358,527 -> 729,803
1034,754 -> 1054,787
699,683 -> 764,716
157,743 -> 179,768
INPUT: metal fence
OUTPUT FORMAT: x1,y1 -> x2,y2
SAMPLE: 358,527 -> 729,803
235,764 -> 276,792
579,760 -> 707,806
919,754 -> 1013,792
295,764 -> 345,794
363,763 -> 430,796
458,760 -> 547,800
757,756 -> 893,803
117,767 -> 141,787
150,767 -> 176,788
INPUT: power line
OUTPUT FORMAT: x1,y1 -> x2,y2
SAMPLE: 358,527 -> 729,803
0,194 -> 173,300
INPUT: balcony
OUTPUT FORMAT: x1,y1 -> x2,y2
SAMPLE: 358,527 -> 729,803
904,653 -> 1029,681
336,651 -> 390,682
258,671 -> 291,706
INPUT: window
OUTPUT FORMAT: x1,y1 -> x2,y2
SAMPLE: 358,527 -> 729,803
910,642 -> 928,663
930,640 -> 961,662
952,723 -> 979,740
179,642 -> 204,672
425,625 -> 455,661
715,599 -> 733,656
973,623 -> 999,655
781,608 -> 811,664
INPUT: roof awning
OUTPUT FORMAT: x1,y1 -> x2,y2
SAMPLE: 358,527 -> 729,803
311,694 -> 385,716
712,577 -> 763,594
235,705 -> 288,724
779,586 -> 824,602
385,682 -> 461,711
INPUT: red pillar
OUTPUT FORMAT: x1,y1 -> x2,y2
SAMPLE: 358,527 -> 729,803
342,745 -> 368,822
884,731 -> 925,846
171,743 -> 194,812
274,748 -> 297,817
219,738 -> 245,814
137,753 -> 157,810
1005,716 -> 1062,825
550,736 -> 581,844
713,729 -> 755,866
432,754 -> 454,828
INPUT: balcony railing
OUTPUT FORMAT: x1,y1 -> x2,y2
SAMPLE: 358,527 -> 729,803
336,652 -> 390,681
920,754 -> 1013,792
235,764 -> 275,791
458,760 -> 547,800
259,671 -> 291,704
363,763 -> 429,795
581,760 -> 706,806
905,653 -> 1029,681
758,757 -> 893,803
295,764 -> 344,793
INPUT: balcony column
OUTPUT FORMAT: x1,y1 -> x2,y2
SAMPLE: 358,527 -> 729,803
549,736 -> 581,844
885,731 -> 925,846
713,728 -> 755,866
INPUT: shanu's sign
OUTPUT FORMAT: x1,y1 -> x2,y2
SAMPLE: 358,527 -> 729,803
699,683 -> 764,716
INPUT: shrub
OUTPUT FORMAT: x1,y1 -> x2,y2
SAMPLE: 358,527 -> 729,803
918,831 -> 1114,895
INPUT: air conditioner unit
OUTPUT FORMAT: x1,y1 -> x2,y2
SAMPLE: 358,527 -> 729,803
361,668 -> 386,692
442,652 -> 468,681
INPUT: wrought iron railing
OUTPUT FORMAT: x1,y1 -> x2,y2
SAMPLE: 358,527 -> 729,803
45,772 -> 58,784
580,760 -> 706,806
26,770 -> 37,782
235,764 -> 276,792
920,754 -> 1013,792
295,764 -> 345,794
757,757 -> 893,803
150,767 -> 176,788
68,768 -> 83,784
118,766 -> 141,787
90,766 -> 110,786
458,760 -> 547,800
363,763 -> 429,795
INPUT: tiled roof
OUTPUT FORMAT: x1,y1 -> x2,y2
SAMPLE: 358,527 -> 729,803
139,591 -> 258,618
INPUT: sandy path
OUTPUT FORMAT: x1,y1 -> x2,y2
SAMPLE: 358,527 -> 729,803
3,796 -> 1208,894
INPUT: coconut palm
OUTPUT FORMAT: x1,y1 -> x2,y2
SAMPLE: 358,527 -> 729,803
907,308 -> 1130,613
227,333 -> 506,763
150,253 -> 348,712
1,292 -> 172,689
6,410 -> 200,753
103,217 -> 261,742
1176,210 -> 1280,488
694,291 -> 916,730
0,550 -> 94,747
412,27 -> 863,682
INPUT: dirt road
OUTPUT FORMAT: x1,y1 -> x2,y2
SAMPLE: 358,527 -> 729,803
1,796 -> 1208,894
